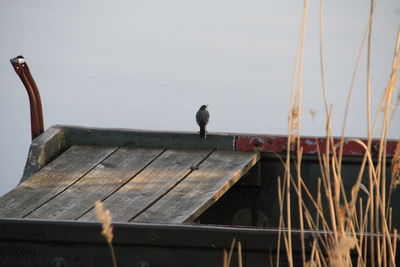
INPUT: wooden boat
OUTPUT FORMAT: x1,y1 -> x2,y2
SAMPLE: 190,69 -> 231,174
1,56 -> 398,266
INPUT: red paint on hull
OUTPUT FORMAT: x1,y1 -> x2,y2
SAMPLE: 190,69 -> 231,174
236,136 -> 398,157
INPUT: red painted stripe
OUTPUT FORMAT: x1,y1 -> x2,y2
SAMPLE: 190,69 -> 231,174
235,136 -> 399,157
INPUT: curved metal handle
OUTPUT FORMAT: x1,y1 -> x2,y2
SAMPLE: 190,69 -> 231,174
10,55 -> 44,140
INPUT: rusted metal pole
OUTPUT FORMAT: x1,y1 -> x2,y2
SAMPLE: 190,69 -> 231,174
20,57 -> 44,133
10,55 -> 44,140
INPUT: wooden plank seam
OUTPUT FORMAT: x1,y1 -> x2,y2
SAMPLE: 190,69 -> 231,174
127,149 -> 216,222
132,150 -> 260,223
74,148 -> 167,220
21,146 -> 120,218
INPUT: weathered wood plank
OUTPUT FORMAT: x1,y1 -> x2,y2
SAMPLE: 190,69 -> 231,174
133,150 -> 260,224
26,147 -> 164,220
79,149 -> 212,222
21,125 -> 67,183
62,125 -> 235,151
0,145 -> 117,218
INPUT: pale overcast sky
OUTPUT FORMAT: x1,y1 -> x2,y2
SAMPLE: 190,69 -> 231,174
0,0 -> 399,196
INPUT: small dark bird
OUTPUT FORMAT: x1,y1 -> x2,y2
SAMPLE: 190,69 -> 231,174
196,104 -> 210,138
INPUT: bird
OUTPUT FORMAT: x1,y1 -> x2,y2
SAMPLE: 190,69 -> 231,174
196,104 -> 210,138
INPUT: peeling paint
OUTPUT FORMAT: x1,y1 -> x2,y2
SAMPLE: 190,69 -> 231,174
304,139 -> 315,146
236,135 -> 398,156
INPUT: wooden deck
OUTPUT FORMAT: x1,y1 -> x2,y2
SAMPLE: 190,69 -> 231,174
0,145 -> 259,223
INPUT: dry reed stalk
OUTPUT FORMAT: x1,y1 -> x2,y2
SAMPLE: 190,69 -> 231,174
364,173 -> 375,266
276,176 -> 284,267
297,147 -> 307,266
322,158 -> 338,243
223,238 -> 236,267
284,0 -> 309,264
361,199 -> 371,265
371,29 -> 400,167
343,138 -> 387,266
382,39 -> 400,265
223,238 -> 242,267
316,178 -> 322,229
369,161 -> 376,267
339,0 -> 378,157
358,198 -> 366,267
366,3 -> 377,264
283,166 -> 293,267
366,0 -> 375,140
337,3 -> 379,209
321,153 -> 361,265
310,239 -> 318,264
371,26 -> 400,267
327,235 -> 357,267
332,143 -> 357,233
319,0 -> 329,116
275,1 -> 399,266
291,179 -> 328,251
315,144 -> 332,245
315,248 -> 324,267
237,241 -> 243,267
322,113 -> 340,243
326,158 -> 360,266
392,229 -> 398,262
307,123 -> 366,265
289,162 -> 358,266
299,178 -> 330,233
352,139 -> 398,266
94,200 -> 117,267
308,238 -> 325,267
330,156 -> 342,235
329,6 -> 398,267
374,34 -> 400,256
223,249 -> 228,267
269,248 -> 274,267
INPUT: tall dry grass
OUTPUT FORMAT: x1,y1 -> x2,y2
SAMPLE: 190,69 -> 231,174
95,200 -> 118,267
223,238 -> 243,267
275,0 -> 400,266
92,2 -> 399,266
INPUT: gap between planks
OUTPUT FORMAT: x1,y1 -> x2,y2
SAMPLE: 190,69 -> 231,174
78,149 -> 214,222
133,150 -> 260,224
0,145 -> 117,218
72,148 -> 167,220
127,149 -> 216,222
26,147 -> 167,220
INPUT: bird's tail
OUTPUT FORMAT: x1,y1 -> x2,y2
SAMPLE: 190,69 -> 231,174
200,126 -> 206,138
